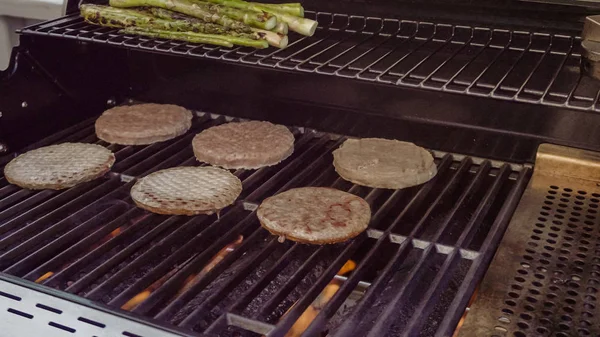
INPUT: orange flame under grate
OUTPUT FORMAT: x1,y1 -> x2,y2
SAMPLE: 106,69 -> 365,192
121,235 -> 244,311
284,260 -> 356,337
35,272 -> 54,283
33,213 -> 151,285
34,222 -> 135,284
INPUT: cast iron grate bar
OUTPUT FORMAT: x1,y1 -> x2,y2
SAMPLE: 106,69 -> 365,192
19,12 -> 598,112
0,110 -> 530,336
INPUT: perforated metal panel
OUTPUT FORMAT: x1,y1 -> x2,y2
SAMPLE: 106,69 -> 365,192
459,144 -> 600,337
0,276 -> 191,337
497,186 -> 600,337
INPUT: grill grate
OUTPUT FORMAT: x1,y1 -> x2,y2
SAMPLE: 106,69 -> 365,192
19,11 -> 599,113
0,110 -> 530,336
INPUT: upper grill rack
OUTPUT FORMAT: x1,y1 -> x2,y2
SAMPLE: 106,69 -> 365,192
0,110 -> 530,337
19,11 -> 600,113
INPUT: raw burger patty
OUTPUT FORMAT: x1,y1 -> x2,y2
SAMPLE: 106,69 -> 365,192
95,103 -> 193,145
130,166 -> 242,215
333,138 -> 437,189
257,187 -> 371,244
192,121 -> 295,169
4,142 -> 115,190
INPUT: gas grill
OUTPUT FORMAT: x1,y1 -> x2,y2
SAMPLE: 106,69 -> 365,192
0,0 -> 599,336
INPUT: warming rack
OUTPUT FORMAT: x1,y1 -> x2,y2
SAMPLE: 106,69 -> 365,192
18,11 -> 600,113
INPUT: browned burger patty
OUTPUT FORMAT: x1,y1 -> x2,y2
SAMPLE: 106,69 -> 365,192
4,143 -> 115,190
130,166 -> 242,215
192,121 -> 295,169
257,187 -> 371,244
333,138 -> 437,189
95,103 -> 193,145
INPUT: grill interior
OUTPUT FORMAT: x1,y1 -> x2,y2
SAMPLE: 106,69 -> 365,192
19,11 -> 600,113
0,109 -> 530,336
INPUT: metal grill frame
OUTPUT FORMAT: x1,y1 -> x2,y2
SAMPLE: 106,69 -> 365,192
0,109 -> 531,336
18,11 -> 600,113
459,143 -> 600,337
0,274 -> 195,337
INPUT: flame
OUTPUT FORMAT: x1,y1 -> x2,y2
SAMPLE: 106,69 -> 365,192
337,260 -> 356,276
35,272 -> 54,284
284,260 -> 356,337
121,291 -> 152,311
33,225 -> 127,285
177,235 -> 244,297
109,227 -> 122,237
121,235 -> 244,311
32,215 -> 149,286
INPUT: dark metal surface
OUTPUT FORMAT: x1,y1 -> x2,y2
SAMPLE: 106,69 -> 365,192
0,110 -> 529,336
519,0 -> 600,9
0,35 -> 129,154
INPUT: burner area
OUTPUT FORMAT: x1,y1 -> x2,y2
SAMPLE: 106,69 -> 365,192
0,112 -> 530,336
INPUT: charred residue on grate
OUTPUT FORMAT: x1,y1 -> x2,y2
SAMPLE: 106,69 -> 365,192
495,186 -> 600,337
0,112 -> 530,336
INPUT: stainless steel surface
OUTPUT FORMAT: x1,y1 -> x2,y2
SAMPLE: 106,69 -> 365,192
0,278 -> 188,337
581,39 -> 600,79
459,143 -> 600,337
582,15 -> 600,42
581,15 -> 600,79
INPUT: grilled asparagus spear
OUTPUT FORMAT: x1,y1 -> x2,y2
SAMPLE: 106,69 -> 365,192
263,9 -> 316,36
225,1 -> 304,17
148,7 -> 287,47
122,27 -> 268,48
192,0 -> 316,35
272,21 -> 288,34
123,27 -> 233,47
109,0 -> 275,30
251,3 -> 304,17
82,5 -> 285,48
196,2 -> 277,30
82,4 -> 244,33
82,5 -> 271,48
